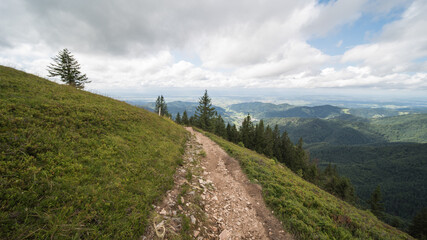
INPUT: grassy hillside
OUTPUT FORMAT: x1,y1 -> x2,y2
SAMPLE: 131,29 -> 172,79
0,66 -> 188,239
309,143 -> 427,221
200,130 -> 412,239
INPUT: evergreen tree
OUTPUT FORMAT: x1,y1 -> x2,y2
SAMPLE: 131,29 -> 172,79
230,124 -> 240,143
254,120 -> 265,153
264,125 -> 274,157
175,112 -> 182,124
213,114 -> 226,138
409,208 -> 427,239
47,48 -> 90,89
194,90 -> 216,131
294,137 -> 308,172
182,111 -> 189,125
280,131 -> 295,168
155,95 -> 169,116
272,125 -> 282,161
226,123 -> 232,141
189,116 -> 195,126
370,185 -> 385,218
240,114 -> 255,149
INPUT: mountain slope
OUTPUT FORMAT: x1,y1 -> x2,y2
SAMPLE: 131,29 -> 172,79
309,143 -> 427,221
264,114 -> 427,223
0,66 -> 188,239
264,117 -> 385,144
201,130 -> 412,239
370,114 -> 427,143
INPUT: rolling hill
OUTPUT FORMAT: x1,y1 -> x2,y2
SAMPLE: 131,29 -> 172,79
0,66 -> 188,239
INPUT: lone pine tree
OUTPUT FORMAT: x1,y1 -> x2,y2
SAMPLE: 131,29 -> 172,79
194,90 -> 216,131
47,48 -> 90,89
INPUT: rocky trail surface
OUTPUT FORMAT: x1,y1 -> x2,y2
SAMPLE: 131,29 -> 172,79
143,127 -> 292,239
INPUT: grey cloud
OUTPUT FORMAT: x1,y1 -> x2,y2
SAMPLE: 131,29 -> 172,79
11,0 -> 311,56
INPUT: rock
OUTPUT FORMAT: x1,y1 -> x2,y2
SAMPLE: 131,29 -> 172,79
219,229 -> 230,240
212,195 -> 218,201
193,230 -> 200,237
181,196 -> 185,204
190,215 -> 197,225
160,209 -> 167,215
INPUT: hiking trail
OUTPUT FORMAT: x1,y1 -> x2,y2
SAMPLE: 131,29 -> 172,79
143,127 -> 293,239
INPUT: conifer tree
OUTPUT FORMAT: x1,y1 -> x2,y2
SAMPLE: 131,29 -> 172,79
194,90 -> 216,131
254,120 -> 265,153
155,95 -> 169,116
409,208 -> 427,239
264,125 -> 274,157
280,131 -> 295,168
240,114 -> 255,149
229,124 -> 240,143
175,112 -> 182,124
182,110 -> 189,125
370,185 -> 385,218
294,137 -> 308,172
47,48 -> 90,89
226,123 -> 232,141
272,125 -> 282,160
213,114 -> 226,138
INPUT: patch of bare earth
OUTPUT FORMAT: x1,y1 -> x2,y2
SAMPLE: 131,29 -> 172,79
143,128 -> 293,239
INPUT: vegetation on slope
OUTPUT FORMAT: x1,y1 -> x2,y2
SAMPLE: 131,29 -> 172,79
0,66 -> 188,239
200,130 -> 412,239
265,117 -> 384,145
370,114 -> 427,143
265,115 -> 427,224
309,142 -> 427,222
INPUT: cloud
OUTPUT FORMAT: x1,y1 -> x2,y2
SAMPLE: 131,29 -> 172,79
0,0 -> 426,93
342,0 -> 427,74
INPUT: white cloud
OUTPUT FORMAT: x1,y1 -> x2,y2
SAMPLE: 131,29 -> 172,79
0,0 -> 426,93
342,0 -> 427,74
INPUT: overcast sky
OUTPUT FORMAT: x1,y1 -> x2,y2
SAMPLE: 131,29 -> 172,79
1,0 -> 426,98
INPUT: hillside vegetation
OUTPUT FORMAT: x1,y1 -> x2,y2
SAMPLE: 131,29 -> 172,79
200,130 -> 412,239
0,66 -> 188,239
370,114 -> 427,143
264,115 -> 427,224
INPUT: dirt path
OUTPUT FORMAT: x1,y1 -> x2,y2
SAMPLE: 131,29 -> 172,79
188,128 -> 292,240
143,128 -> 292,239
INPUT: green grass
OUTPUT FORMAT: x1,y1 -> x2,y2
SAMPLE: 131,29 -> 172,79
199,130 -> 413,240
0,66 -> 188,239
